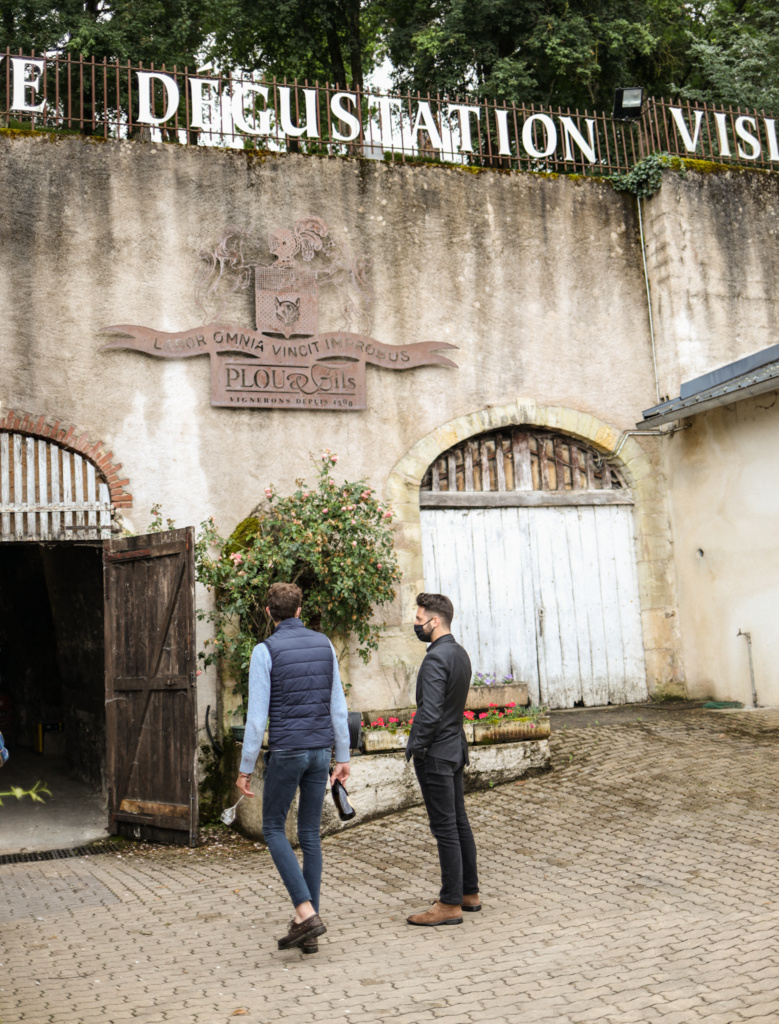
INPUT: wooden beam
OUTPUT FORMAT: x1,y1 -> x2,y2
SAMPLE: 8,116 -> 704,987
420,490 -> 633,508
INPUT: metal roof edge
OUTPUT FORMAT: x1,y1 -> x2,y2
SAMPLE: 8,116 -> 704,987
639,362 -> 779,428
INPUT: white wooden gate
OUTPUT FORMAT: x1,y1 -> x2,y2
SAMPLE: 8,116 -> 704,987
420,429 -> 648,708
0,432 -> 112,542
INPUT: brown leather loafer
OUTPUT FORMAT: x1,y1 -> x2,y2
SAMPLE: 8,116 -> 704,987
463,894 -> 482,912
301,936 -> 319,954
407,901 -> 463,927
277,913 -> 327,950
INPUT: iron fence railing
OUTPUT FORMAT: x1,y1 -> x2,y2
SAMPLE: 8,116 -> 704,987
2,51 -> 779,175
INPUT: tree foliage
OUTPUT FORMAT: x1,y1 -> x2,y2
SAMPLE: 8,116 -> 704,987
0,0 -> 214,68
195,450 -> 401,707
207,0 -> 384,93
2,0 -> 779,114
380,0 -> 779,112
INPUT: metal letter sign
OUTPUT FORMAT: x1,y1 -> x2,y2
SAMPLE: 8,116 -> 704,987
101,218 -> 457,410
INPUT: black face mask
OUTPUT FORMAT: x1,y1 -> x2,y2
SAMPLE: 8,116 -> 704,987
414,618 -> 434,643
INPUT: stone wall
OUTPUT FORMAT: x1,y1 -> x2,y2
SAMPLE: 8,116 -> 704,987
2,133 -> 778,715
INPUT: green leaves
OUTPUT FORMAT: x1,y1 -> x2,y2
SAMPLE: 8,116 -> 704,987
609,152 -> 686,199
195,451 -> 401,710
0,780 -> 51,806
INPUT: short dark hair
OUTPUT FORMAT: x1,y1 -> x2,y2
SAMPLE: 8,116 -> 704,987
416,592 -> 453,627
267,582 -> 303,621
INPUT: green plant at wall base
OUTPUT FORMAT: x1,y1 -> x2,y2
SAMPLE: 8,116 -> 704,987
147,504 -> 177,533
0,780 -> 51,805
195,451 -> 401,711
610,152 -> 687,199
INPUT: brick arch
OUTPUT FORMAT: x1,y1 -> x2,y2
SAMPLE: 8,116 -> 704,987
382,398 -> 683,698
0,409 -> 132,508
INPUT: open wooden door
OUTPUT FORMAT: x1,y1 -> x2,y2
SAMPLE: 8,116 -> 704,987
103,527 -> 198,846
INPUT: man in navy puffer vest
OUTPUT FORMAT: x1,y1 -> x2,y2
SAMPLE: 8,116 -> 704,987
235,582 -> 350,953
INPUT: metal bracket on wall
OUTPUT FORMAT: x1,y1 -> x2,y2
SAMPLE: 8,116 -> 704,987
611,423 -> 690,461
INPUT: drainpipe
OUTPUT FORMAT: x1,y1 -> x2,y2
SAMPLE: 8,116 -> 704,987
612,424 -> 688,461
637,196 -> 661,406
736,630 -> 758,707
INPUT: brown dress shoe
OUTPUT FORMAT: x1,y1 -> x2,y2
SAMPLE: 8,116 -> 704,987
277,913 -> 327,950
462,893 -> 482,912
301,936 -> 318,954
407,901 -> 463,927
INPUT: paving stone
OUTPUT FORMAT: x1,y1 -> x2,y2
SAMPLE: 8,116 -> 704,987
1,707 -> 779,1023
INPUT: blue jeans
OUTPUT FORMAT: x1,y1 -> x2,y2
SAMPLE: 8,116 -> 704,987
262,746 -> 331,911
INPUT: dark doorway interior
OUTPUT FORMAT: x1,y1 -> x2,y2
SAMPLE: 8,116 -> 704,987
0,544 -> 107,850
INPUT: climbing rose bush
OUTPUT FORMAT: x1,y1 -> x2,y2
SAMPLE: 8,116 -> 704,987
195,451 -> 401,708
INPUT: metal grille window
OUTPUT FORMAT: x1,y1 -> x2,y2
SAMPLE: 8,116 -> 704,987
420,429 -> 630,507
0,433 -> 112,542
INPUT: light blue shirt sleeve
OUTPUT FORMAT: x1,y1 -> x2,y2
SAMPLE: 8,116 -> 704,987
330,642 -> 351,764
239,644 -> 271,775
239,639 -> 351,774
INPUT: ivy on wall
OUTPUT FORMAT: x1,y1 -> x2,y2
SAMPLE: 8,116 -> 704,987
610,152 -> 687,199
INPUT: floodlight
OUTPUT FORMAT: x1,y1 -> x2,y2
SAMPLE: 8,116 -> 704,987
612,87 -> 644,120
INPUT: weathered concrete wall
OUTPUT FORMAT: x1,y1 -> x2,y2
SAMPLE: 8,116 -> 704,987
3,137 -> 774,716
644,167 -> 779,404
643,167 -> 779,706
662,393 -> 779,706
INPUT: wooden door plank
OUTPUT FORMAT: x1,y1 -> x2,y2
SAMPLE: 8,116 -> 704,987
561,508 -> 594,704
529,509 -> 564,706
574,507 -> 610,706
610,507 -> 649,702
593,505 -> 627,700
51,444 -> 61,539
545,508 -> 581,707
38,440 -> 49,540
114,557 -> 186,805
449,510 -> 480,664
512,432 -> 532,491
25,438 -> 36,539
469,509 -> 498,676
104,528 -> 198,845
420,490 -> 633,508
500,507 -> 540,696
1,433 -> 10,541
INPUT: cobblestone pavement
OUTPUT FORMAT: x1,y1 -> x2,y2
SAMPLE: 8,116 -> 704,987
2,706 -> 779,1024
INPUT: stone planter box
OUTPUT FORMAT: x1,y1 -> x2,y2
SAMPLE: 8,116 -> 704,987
465,683 -> 529,711
226,736 -> 551,843
362,729 -> 409,753
363,725 -> 474,751
472,716 -> 550,744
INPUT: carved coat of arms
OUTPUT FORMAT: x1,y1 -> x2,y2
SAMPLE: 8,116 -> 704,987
101,217 -> 456,411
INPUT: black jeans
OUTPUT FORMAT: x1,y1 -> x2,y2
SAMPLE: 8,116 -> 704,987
414,756 -> 479,905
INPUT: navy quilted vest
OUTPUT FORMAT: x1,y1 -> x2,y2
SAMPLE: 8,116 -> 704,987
265,617 -> 334,751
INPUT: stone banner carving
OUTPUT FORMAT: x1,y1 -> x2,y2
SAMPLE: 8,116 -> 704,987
102,218 -> 457,411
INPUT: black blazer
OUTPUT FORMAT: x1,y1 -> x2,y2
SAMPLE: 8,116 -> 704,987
405,634 -> 472,764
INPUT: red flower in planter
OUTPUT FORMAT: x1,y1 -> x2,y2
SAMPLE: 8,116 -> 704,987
479,712 -> 489,719
463,710 -> 475,720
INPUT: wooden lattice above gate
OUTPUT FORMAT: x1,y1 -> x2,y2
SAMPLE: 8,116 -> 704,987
420,428 -> 631,507
0,432 -> 113,541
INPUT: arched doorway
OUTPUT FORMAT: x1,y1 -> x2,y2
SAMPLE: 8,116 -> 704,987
0,422 -> 199,850
0,429 -> 115,851
419,427 -> 648,708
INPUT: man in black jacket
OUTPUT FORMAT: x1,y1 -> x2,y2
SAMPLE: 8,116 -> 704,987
405,592 -> 480,926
